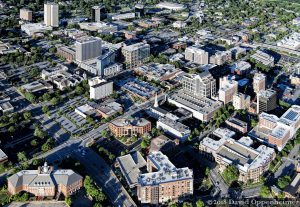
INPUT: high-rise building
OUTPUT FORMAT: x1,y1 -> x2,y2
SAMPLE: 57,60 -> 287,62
185,46 -> 209,64
88,77 -> 113,100
44,2 -> 59,27
121,43 -> 150,69
137,151 -> 193,204
76,37 -> 102,62
253,73 -> 266,93
209,50 -> 232,65
233,92 -> 250,110
182,71 -> 216,98
20,8 -> 32,21
218,76 -> 238,104
96,49 -> 122,77
257,89 -> 277,114
91,5 -> 105,22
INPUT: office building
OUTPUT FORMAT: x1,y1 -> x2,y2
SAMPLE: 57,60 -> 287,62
185,46 -> 209,65
94,100 -> 123,119
88,77 -> 113,100
253,73 -> 266,93
8,162 -> 83,197
76,37 -> 102,62
21,23 -> 52,36
116,151 -> 146,188
199,129 -> 275,183
92,5 -> 105,22
57,46 -> 76,62
182,72 -> 216,98
44,2 -> 59,27
257,89 -> 277,114
218,76 -> 238,104
20,8 -> 32,21
122,43 -> 150,69
109,118 -> 151,137
233,92 -> 250,110
249,106 -> 300,151
168,90 -> 222,122
251,50 -> 274,67
135,63 -> 181,81
157,117 -> 191,142
137,151 -> 193,204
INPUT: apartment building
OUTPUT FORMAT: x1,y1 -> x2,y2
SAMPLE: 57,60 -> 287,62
122,43 -> 150,69
109,118 -> 151,137
253,73 -> 266,93
137,151 -> 193,204
20,8 -> 32,21
199,128 -> 275,183
76,37 -> 102,62
182,71 -> 216,98
44,2 -> 59,27
233,92 -> 250,110
7,162 -> 83,197
185,46 -> 209,65
56,46 -> 76,62
88,77 -> 113,100
218,76 -> 238,104
257,89 -> 277,114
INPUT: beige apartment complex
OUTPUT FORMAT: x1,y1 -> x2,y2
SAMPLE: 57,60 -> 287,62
137,151 -> 193,204
233,92 -> 250,110
199,128 -> 275,183
218,76 -> 238,104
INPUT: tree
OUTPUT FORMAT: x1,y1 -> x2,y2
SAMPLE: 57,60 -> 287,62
259,185 -> 271,198
101,130 -> 108,138
23,111 -> 31,120
8,126 -> 15,133
65,196 -> 72,206
196,199 -> 205,207
42,93 -> 51,102
51,97 -> 58,105
30,139 -> 38,146
17,151 -> 27,162
75,85 -> 84,95
42,138 -> 55,152
182,202 -> 193,207
277,175 -> 291,189
222,165 -> 239,184
141,137 -> 151,149
34,126 -> 46,139
42,105 -> 49,114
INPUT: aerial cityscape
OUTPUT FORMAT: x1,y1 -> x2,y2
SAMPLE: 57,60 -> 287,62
1,0 -> 300,206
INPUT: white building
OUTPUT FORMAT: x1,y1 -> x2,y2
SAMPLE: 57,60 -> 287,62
157,2 -> 187,10
277,32 -> 300,50
44,2 -> 59,27
89,77 -> 113,100
233,92 -> 250,110
172,21 -> 186,29
21,23 -> 52,36
157,117 -> 191,141
185,46 -> 209,65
